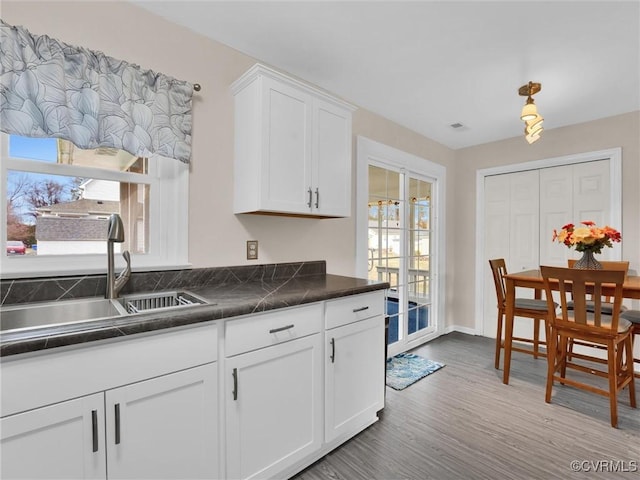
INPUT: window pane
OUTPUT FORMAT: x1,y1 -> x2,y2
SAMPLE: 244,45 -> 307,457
9,136 -> 147,174
6,170 -> 149,256
9,137 -> 58,162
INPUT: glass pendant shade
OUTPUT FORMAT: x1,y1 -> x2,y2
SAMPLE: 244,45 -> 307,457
520,101 -> 538,121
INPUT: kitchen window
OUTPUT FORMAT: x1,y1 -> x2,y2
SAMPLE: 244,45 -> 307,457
1,134 -> 189,278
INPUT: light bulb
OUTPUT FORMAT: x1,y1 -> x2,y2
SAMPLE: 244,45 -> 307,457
526,115 -> 544,135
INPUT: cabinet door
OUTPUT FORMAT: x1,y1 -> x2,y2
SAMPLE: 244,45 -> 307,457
225,334 -> 322,480
312,99 -> 352,217
325,316 -> 385,443
261,77 -> 313,214
1,393 -> 106,480
105,363 -> 218,480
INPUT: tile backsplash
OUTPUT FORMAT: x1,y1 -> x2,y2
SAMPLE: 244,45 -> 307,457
1,261 -> 326,306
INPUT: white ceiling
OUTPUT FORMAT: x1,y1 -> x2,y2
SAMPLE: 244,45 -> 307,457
133,1 -> 640,149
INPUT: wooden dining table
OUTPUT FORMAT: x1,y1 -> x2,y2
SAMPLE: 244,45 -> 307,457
501,268 -> 640,384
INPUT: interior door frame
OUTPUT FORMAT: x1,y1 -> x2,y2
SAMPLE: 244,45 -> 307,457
356,136 -> 447,351
474,147 -> 623,336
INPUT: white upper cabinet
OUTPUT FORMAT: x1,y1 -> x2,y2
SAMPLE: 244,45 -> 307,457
232,64 -> 355,217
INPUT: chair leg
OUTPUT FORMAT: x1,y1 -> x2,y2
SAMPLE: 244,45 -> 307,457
533,317 -> 541,359
559,336 -> 569,383
607,340 -> 618,428
545,328 -> 557,404
625,336 -> 636,408
503,311 -> 515,385
567,338 -> 574,361
632,333 -> 640,379
495,311 -> 503,370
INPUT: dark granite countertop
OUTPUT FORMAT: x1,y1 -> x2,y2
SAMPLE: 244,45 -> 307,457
1,269 -> 388,357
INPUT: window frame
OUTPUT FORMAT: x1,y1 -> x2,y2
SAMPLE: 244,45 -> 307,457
1,134 -> 190,278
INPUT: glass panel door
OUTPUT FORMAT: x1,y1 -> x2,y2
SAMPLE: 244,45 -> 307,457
368,165 -> 434,355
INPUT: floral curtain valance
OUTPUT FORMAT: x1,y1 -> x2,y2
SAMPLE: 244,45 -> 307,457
0,19 -> 194,163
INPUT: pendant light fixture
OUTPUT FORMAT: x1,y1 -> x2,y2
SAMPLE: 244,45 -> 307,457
518,81 -> 543,143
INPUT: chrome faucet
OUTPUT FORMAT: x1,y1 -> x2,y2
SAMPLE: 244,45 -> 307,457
106,214 -> 131,299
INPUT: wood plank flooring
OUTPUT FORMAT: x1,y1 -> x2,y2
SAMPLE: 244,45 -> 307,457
294,332 -> 639,480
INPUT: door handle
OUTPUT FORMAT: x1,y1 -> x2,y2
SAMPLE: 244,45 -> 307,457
330,338 -> 335,363
114,403 -> 121,445
91,410 -> 99,453
232,368 -> 238,401
307,188 -> 312,208
314,188 -> 319,209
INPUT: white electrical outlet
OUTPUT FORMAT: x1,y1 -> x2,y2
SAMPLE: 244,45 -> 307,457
246,240 -> 258,260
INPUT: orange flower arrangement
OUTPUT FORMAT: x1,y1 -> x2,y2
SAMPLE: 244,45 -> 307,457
552,221 -> 621,254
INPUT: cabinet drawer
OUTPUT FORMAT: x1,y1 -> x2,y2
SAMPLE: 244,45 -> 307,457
225,303 -> 322,357
325,292 -> 384,330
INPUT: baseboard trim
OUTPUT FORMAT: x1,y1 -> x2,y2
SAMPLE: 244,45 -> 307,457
444,325 -> 481,336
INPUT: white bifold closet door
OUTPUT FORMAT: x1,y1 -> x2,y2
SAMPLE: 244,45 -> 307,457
483,159 -> 611,340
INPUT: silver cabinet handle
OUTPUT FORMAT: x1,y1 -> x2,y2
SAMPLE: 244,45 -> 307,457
330,338 -> 335,363
307,188 -> 312,208
114,403 -> 121,445
232,368 -> 238,401
269,324 -> 294,334
314,188 -> 319,209
353,306 -> 369,313
91,410 -> 99,453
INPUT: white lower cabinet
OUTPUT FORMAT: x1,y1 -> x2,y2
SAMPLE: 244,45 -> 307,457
106,362 -> 218,479
225,306 -> 323,480
0,363 -> 218,480
325,316 -> 385,443
325,293 -> 385,443
1,393 -> 106,480
1,292 -> 387,480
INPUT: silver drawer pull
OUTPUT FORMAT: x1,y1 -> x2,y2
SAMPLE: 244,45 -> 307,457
352,306 -> 369,313
269,324 -> 294,334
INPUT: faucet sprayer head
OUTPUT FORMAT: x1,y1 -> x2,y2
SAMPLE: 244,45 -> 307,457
107,214 -> 125,243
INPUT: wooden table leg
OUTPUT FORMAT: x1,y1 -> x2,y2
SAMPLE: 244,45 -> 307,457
503,277 -> 516,385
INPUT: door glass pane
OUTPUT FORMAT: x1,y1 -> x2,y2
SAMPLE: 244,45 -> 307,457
407,177 -> 431,335
368,166 -> 402,344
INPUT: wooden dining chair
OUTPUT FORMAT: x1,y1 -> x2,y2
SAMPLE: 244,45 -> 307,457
489,259 -> 550,381
540,265 -> 636,428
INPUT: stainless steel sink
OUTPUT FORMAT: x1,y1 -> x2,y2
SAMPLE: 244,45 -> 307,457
116,291 -> 210,314
0,290 -> 210,335
0,297 -> 128,333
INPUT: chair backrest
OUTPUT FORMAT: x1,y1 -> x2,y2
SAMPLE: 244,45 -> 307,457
567,259 -> 629,277
566,260 -> 629,302
540,265 -> 625,331
489,258 -> 508,306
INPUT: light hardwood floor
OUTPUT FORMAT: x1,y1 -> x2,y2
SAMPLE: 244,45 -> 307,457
294,332 -> 639,480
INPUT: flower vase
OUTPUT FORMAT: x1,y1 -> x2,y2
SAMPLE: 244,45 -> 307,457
573,250 -> 602,269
